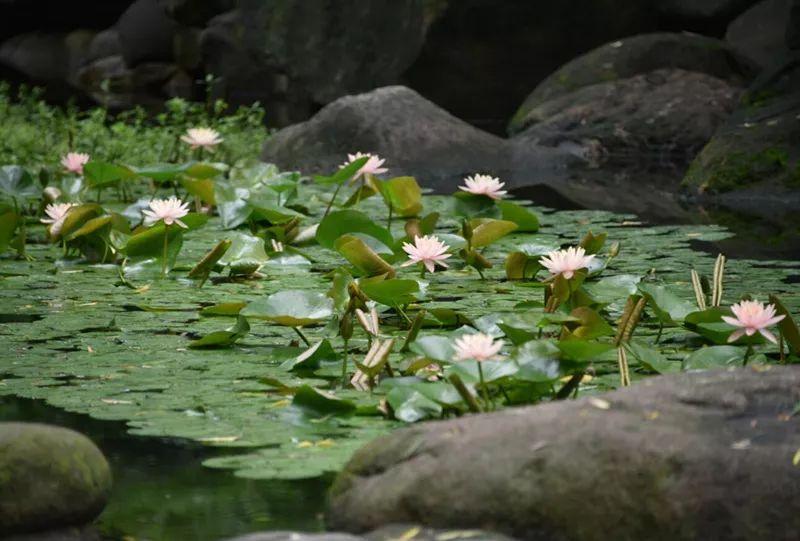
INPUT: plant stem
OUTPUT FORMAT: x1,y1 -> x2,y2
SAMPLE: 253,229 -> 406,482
743,343 -> 754,366
323,182 -> 343,218
477,362 -> 492,411
161,224 -> 169,276
292,326 -> 310,346
341,338 -> 349,388
387,206 -> 393,230
556,371 -> 584,400
449,374 -> 481,413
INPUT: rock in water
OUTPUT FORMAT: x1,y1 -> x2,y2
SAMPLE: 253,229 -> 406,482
327,366 -> 800,540
261,86 -> 566,193
0,423 -> 112,535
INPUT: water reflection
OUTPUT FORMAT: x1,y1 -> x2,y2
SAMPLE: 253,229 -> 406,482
0,397 -> 329,541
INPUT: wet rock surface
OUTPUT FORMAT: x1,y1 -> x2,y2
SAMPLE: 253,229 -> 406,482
327,366 -> 800,541
261,85 -> 571,192
0,422 -> 112,535
223,526 -> 518,541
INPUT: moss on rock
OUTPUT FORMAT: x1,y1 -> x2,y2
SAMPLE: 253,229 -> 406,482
0,422 -> 112,535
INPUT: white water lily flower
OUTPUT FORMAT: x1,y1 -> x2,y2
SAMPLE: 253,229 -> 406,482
142,197 -> 190,228
539,246 -> 595,280
41,203 -> 75,236
453,333 -> 505,362
180,127 -> 223,150
722,300 -> 785,344
459,174 -> 507,199
61,152 -> 90,175
341,152 -> 387,183
401,234 -> 451,273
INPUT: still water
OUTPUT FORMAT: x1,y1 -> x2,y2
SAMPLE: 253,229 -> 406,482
0,396 -> 330,541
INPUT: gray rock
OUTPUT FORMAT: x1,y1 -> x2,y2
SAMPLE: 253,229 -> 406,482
86,29 -> 121,64
512,68 -> 742,172
683,55 -> 800,195
4,525 -> 102,541
788,0 -> 800,48
726,0 -> 793,68
0,422 -> 112,535
201,1 -> 431,124
508,32 -> 757,135
76,55 -> 178,108
0,33 -> 72,82
157,0 -> 235,26
327,366 -> 800,540
116,0 -> 179,65
261,85 -> 568,192
654,0 -> 760,19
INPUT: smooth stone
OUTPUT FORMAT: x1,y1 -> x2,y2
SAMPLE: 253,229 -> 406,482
726,0 -> 793,68
0,422 -> 112,535
508,32 -> 757,135
512,68 -> 741,172
261,85 -> 571,193
327,367 -> 800,540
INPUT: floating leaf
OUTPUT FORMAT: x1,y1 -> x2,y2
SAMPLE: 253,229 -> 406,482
218,233 -> 268,274
505,251 -> 542,280
624,340 -> 679,373
84,161 -> 136,188
242,290 -> 334,327
317,210 -> 393,250
497,201 -> 539,232
409,335 -> 454,362
557,339 -> 615,362
188,316 -> 250,349
769,295 -> 800,355
468,219 -> 518,248
683,345 -> 745,370
639,283 -> 695,325
281,339 -> 339,371
292,386 -> 356,416
188,239 -> 232,286
360,278 -> 419,307
513,340 -> 562,382
334,235 -> 395,277
386,386 -> 442,423
565,307 -> 615,340
380,176 -> 422,217
200,302 -> 246,317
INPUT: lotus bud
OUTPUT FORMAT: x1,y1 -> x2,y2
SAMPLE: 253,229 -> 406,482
608,241 -> 620,258
339,312 -> 353,341
43,186 -> 61,203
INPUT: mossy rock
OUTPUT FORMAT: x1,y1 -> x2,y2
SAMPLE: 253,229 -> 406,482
509,32 -> 757,134
682,60 -> 800,193
0,422 -> 112,535
327,367 -> 800,540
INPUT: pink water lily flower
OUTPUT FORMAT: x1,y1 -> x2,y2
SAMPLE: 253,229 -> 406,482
180,128 -> 223,150
722,300 -> 785,344
142,197 -> 190,228
540,246 -> 595,280
453,333 -> 505,362
401,235 -> 451,273
41,202 -> 75,236
459,174 -> 507,200
61,152 -> 90,175
341,152 -> 388,183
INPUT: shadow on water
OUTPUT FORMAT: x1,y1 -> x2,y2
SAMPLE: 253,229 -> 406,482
511,176 -> 800,261
0,396 -> 329,541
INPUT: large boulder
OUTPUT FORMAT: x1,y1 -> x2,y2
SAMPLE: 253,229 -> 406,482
327,366 -> 800,540
76,55 -> 180,109
262,85 -> 567,191
682,56 -> 800,195
403,0 -> 659,134
201,0 -> 432,125
0,423 -> 112,535
0,32 -> 92,84
726,0 -> 794,68
788,0 -> 800,49
116,0 -> 179,65
156,0 -> 235,26
508,32 -> 757,135
512,68 -> 742,171
654,0 -> 760,20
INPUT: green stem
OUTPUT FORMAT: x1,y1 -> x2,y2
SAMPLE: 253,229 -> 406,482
341,338 -> 349,388
161,224 -> 169,276
387,206 -> 393,230
655,322 -> 664,344
292,326 -> 310,346
324,182 -> 343,218
477,362 -> 492,411
743,343 -> 754,366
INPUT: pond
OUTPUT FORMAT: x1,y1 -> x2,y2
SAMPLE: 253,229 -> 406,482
1,162 -> 798,540
0,396 -> 329,540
